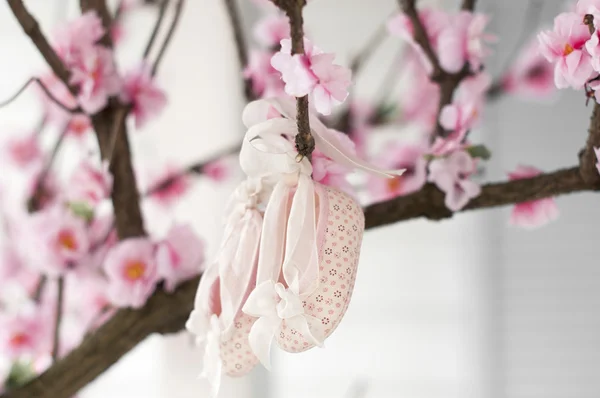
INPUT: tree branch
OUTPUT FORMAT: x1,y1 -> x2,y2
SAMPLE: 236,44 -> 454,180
223,0 -> 253,100
143,0 -> 169,59
461,0 -> 477,11
52,277 -> 65,362
0,78 -> 81,114
151,0 -> 185,77
6,0 -> 75,94
579,103 -> 600,186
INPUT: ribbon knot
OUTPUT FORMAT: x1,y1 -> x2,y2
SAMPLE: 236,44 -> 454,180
242,280 -> 324,370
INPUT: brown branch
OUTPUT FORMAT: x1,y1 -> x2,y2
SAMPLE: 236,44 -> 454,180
398,0 -> 443,80
273,0 -> 314,159
364,166 -> 590,228
28,125 -> 70,212
461,0 -> 477,11
7,0 -> 75,94
151,0 -> 185,77
80,0 -> 114,47
144,144 -> 240,197
52,277 -> 65,362
32,276 -> 47,303
580,103 -> 600,186
223,0 -> 253,100
0,78 -> 81,114
143,0 -> 169,59
1,276 -> 199,398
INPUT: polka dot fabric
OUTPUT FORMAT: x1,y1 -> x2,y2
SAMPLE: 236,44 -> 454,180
276,186 -> 364,353
220,312 -> 259,377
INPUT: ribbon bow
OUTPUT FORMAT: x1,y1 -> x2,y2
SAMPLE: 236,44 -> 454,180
242,280 -> 324,369
186,313 -> 222,398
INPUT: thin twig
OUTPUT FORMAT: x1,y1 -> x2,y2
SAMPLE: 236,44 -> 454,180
34,114 -> 49,137
223,0 -> 253,100
144,144 -> 240,197
32,276 -> 47,303
52,277 -> 65,362
7,0 -> 76,94
143,0 -> 169,58
0,78 -> 81,114
461,0 -> 477,11
28,125 -> 70,212
350,23 -> 388,75
151,0 -> 185,76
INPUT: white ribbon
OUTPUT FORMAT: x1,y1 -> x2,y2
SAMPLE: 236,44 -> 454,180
242,280 -> 324,370
217,179 -> 263,337
185,313 -> 222,398
243,97 -> 406,179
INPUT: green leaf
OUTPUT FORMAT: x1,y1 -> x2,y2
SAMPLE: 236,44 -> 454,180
5,360 -> 35,390
466,144 -> 492,160
68,201 -> 95,222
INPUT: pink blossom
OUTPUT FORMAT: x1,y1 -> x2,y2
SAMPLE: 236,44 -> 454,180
120,63 -> 167,128
147,166 -> 192,208
25,168 -> 60,211
502,37 -> 556,98
271,38 -> 352,115
437,12 -> 494,73
507,165 -> 559,228
202,158 -> 230,182
312,129 -> 356,192
104,238 -> 159,308
67,160 -> 113,206
69,46 -> 122,114
538,12 -> 595,89
428,150 -> 481,211
65,114 -> 93,140
155,224 -> 205,292
0,306 -> 51,360
65,272 -> 110,332
244,50 -> 285,98
5,133 -> 42,169
388,9 -> 448,75
254,14 -> 290,48
25,205 -> 90,275
575,0 -> 600,17
399,51 -> 440,129
367,143 -> 427,201
77,214 -> 117,273
0,244 -> 38,293
53,11 -> 105,65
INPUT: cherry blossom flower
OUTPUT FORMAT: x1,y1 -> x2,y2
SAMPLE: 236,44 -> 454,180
155,224 -> 205,292
69,46 -> 122,114
437,12 -> 494,73
271,38 -> 352,115
0,305 -> 51,360
202,158 -> 231,183
501,37 -> 556,98
120,63 -> 167,128
253,14 -> 290,48
24,205 -> 90,276
147,166 -> 192,208
538,12 -> 595,89
53,11 -> 105,65
66,114 -> 93,141
575,0 -> 600,17
507,165 -> 559,228
428,150 -> 481,211
399,52 -> 440,130
104,238 -> 159,308
311,130 -> 356,193
244,50 -> 285,98
5,133 -> 42,169
66,160 -> 113,206
367,142 -> 427,201
388,8 -> 448,75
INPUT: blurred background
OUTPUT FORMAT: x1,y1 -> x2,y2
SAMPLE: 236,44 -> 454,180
1,0 -> 599,397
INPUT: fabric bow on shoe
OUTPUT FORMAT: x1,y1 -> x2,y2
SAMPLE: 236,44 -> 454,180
242,280 -> 324,369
